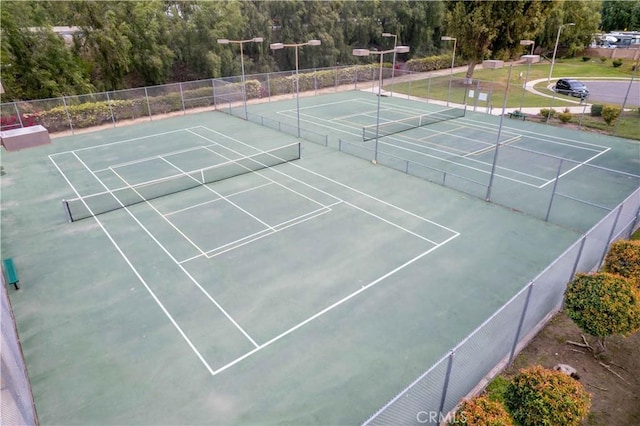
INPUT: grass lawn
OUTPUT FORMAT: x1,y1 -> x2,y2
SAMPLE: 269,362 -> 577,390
389,57 -> 640,140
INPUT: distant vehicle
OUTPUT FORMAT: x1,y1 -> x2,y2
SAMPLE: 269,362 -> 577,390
554,79 -> 589,99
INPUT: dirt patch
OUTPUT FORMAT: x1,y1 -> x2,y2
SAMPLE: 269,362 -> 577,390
503,310 -> 640,425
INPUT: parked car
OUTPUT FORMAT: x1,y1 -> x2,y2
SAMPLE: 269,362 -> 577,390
553,79 -> 590,99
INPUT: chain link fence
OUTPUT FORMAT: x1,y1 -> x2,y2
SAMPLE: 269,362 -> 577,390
364,186 -> 640,425
1,276 -> 38,425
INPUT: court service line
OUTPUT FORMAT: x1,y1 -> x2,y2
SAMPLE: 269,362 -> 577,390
378,137 -> 547,186
107,165 -> 210,259
70,152 -> 261,349
51,128 -> 191,156
197,125 -> 460,236
208,231 -> 460,378
458,116 -> 610,152
198,143 -> 333,210
538,147 -> 612,189
163,182 -> 273,217
49,155 -> 218,376
353,98 -> 608,153
94,144 -> 219,173
178,203 -> 339,263
203,205 -> 337,260
160,155 -> 276,232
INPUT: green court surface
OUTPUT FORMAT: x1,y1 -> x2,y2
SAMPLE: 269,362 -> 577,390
0,92 -> 636,424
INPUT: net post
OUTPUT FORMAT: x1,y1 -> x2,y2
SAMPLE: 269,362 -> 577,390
62,200 -> 73,223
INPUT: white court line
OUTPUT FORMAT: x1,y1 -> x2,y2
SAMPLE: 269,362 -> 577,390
344,201 -> 439,246
159,155 -> 276,231
94,144 -> 218,173
178,201 -> 342,264
195,125 -> 459,236
208,231 -> 460,377
203,205 -> 337,260
163,182 -> 273,217
50,128 -> 192,156
49,154 -> 217,376
278,109 -> 547,187
539,147 -> 612,189
68,152 -> 260,349
107,165 -> 210,259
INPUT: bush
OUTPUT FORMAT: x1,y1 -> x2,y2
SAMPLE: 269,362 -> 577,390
600,56 -> 607,63
406,54 -> 461,72
539,108 -> 556,119
602,105 -> 621,125
590,104 -> 603,117
450,396 -> 514,426
612,58 -> 623,68
505,365 -> 591,426
564,272 -> 640,339
558,108 -> 572,123
603,240 -> 640,287
582,56 -> 590,62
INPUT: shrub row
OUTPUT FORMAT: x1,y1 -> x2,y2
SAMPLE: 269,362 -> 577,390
406,54 -> 464,72
453,366 -> 591,426
6,65 -> 397,132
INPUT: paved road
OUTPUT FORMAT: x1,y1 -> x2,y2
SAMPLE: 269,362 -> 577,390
583,80 -> 640,107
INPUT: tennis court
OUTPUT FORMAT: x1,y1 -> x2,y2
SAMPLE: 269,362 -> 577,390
2,91 -> 637,424
246,91 -> 639,232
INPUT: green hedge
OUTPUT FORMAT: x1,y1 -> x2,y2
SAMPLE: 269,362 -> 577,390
406,54 -> 464,72
22,64 -> 416,132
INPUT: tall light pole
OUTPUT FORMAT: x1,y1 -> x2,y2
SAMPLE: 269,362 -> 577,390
353,45 -> 410,164
441,36 -> 457,106
547,23 -> 575,83
270,39 -> 321,138
382,32 -> 398,96
217,37 -> 264,120
519,40 -> 536,111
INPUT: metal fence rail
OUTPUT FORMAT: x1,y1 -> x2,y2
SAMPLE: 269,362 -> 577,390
1,276 -> 38,426
363,186 -> 640,425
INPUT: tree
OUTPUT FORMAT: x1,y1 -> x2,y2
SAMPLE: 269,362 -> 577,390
601,0 -> 640,32
564,272 -> 640,351
505,365 -> 591,426
443,1 -> 555,83
537,1 -> 601,57
0,1 -> 94,100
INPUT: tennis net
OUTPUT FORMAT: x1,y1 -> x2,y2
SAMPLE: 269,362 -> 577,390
362,107 -> 466,141
63,142 -> 301,222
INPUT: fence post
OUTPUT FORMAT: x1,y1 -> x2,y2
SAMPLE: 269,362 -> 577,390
61,97 -> 74,135
179,82 -> 186,114
212,79 -> 217,110
545,159 -> 565,222
13,103 -> 24,128
438,350 -> 455,419
508,282 -> 534,365
144,87 -> 152,121
570,236 -> 587,278
598,205 -> 623,269
267,72 -> 272,102
105,92 -> 116,127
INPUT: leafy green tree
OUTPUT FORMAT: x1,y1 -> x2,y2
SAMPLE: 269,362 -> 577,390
601,0 -> 640,31
564,272 -> 640,351
165,0 -> 244,80
121,0 -> 174,86
443,1 -> 554,82
537,0 -> 601,57
0,1 -> 93,100
69,1 -> 133,91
